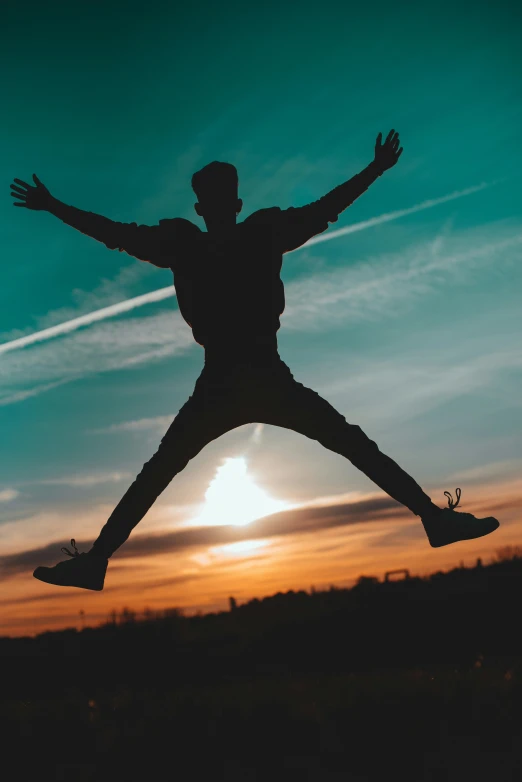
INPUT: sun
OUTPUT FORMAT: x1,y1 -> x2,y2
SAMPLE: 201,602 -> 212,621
192,456 -> 291,527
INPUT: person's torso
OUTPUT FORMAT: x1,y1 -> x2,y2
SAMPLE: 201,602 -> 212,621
173,213 -> 285,348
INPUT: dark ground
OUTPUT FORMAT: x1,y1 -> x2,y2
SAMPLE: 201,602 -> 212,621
2,554 -> 522,781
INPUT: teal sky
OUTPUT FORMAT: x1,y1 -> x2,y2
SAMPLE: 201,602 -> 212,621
1,0 -> 522,631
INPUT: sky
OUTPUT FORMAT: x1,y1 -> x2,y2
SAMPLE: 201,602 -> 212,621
1,0 -> 521,637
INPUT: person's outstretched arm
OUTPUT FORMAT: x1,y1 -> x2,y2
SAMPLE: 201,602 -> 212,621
315,129 -> 402,221
275,129 -> 403,253
10,174 -> 174,267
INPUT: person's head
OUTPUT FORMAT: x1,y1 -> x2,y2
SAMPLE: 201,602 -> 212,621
192,161 -> 242,229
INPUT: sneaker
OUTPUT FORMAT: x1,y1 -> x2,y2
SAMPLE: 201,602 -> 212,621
421,488 -> 499,548
33,539 -> 108,591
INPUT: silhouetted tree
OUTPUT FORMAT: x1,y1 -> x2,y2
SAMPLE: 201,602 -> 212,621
120,607 -> 136,624
496,545 -> 522,562
356,575 -> 379,586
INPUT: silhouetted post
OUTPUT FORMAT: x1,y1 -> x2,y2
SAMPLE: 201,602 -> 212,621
229,596 -> 237,612
384,569 -> 410,582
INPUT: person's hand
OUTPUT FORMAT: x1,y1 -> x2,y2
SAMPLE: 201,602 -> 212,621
10,174 -> 54,211
374,129 -> 403,173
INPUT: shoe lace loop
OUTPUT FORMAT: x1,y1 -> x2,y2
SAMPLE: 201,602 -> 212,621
61,539 -> 80,558
444,487 -> 462,510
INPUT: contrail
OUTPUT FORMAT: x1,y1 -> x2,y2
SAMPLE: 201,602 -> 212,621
292,180 -> 498,249
0,180 -> 497,356
0,286 -> 174,355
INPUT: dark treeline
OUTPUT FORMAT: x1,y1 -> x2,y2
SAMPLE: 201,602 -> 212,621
2,549 -> 522,700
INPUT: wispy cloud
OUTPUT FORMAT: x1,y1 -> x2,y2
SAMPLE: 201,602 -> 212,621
0,380 -> 73,407
319,341 -> 522,427
442,459 -> 522,486
0,489 -> 19,503
90,415 -> 176,435
250,423 -> 264,445
36,472 -> 131,488
0,311 -> 194,405
283,226 -> 522,331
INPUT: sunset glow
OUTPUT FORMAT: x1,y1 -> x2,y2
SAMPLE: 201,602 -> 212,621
192,457 -> 292,527
212,539 -> 270,556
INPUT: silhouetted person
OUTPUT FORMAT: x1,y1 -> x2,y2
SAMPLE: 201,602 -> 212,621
10,130 -> 499,591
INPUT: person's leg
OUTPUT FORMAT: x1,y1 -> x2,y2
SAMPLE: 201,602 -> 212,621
255,363 -> 439,517
33,365 -> 255,592
90,374 -> 251,559
253,362 -> 498,546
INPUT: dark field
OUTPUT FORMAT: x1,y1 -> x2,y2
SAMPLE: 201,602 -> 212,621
2,555 -> 522,781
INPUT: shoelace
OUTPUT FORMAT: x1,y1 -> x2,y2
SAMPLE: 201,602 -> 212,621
444,487 -> 462,510
61,538 -> 80,558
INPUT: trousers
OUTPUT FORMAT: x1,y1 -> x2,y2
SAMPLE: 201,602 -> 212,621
91,352 -> 434,558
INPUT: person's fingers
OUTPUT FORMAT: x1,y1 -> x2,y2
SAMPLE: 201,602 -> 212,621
397,147 -> 403,158
32,173 -> 43,186
14,178 -> 31,189
392,136 -> 400,150
385,129 -> 395,144
10,184 -> 27,195
11,191 -> 27,200
13,201 -> 27,207
375,132 -> 382,146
